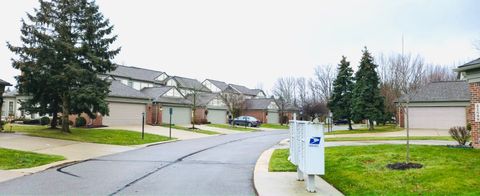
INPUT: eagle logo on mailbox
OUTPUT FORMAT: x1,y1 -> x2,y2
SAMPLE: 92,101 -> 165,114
309,137 -> 321,146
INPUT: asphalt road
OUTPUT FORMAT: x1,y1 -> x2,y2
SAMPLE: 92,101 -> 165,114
0,131 -> 288,196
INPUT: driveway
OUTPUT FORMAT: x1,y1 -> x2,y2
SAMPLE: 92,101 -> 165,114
0,131 -> 288,195
0,133 -> 135,183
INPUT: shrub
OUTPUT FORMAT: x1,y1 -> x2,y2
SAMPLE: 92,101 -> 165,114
40,117 -> 51,125
23,119 -> 40,125
449,126 -> 471,146
1,121 -> 6,126
69,120 -> 74,126
466,123 -> 472,131
75,117 -> 86,127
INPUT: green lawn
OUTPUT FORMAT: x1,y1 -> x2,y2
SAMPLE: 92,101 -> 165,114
160,124 -> 220,135
207,124 -> 256,131
325,125 -> 403,135
325,136 -> 454,142
260,123 -> 289,129
270,145 -> 480,195
0,148 -> 65,170
10,125 -> 173,145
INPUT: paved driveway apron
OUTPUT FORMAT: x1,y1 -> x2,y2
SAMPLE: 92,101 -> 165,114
0,131 -> 288,196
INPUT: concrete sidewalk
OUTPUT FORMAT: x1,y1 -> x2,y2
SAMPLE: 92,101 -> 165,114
326,129 -> 450,138
0,133 -> 138,183
254,142 -> 343,196
101,125 -> 212,140
195,124 -> 245,134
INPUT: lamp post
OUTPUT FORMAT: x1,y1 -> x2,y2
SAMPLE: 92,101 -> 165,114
0,79 -> 12,131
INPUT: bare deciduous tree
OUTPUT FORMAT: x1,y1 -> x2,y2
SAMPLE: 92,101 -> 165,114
219,92 -> 245,127
312,65 -> 337,103
272,77 -> 297,105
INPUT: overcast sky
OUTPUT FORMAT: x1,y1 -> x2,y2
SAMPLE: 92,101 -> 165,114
1,0 -> 479,93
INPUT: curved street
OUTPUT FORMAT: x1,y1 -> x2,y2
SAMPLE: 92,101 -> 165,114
0,131 -> 288,195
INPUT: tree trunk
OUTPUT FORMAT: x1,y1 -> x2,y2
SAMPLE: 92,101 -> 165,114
0,98 -> 3,131
347,118 -> 353,130
0,95 -> 6,131
51,111 -> 58,129
61,96 -> 71,133
369,119 -> 374,130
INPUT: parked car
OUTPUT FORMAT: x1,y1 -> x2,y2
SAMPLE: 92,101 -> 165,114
228,116 -> 261,127
333,119 -> 349,125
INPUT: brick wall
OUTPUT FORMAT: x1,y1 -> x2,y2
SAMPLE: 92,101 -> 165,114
193,108 -> 207,124
242,110 -> 266,123
146,104 -> 162,125
468,83 -> 480,148
68,113 -> 103,127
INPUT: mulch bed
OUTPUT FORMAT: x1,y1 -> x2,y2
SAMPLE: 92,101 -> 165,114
387,162 -> 423,170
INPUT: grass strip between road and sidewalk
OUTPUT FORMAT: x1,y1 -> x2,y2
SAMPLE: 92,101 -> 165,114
325,136 -> 454,142
207,124 -> 256,132
9,124 -> 173,145
260,123 -> 289,129
269,145 -> 480,195
0,148 -> 65,170
325,125 -> 403,135
160,124 -> 220,135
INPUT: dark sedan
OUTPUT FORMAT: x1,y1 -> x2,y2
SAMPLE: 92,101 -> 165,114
228,116 -> 261,127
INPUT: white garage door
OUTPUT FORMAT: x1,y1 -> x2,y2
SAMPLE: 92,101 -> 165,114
103,102 -> 146,126
407,107 -> 466,130
207,109 -> 227,124
267,112 -> 279,124
162,106 -> 191,125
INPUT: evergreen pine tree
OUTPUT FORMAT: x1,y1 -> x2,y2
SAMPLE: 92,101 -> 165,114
328,56 -> 354,130
8,0 -> 120,132
352,47 -> 384,130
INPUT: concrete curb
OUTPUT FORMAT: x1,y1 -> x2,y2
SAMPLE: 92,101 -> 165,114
253,141 -> 343,196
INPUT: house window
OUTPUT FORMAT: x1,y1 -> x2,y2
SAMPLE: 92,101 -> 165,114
8,101 -> 14,116
128,80 -> 133,87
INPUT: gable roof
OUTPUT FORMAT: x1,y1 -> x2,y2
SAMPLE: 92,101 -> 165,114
141,86 -> 191,105
169,76 -> 210,91
2,88 -> 18,97
245,98 -> 277,110
205,79 -> 229,91
455,58 -> 480,72
400,81 -> 469,103
108,65 -> 166,83
185,92 -> 220,107
228,84 -> 260,96
109,80 -> 149,99
0,79 -> 11,86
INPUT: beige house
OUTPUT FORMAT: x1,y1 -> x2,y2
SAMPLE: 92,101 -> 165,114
397,81 -> 469,130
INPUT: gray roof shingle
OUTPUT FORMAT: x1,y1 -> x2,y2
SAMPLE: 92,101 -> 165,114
402,81 -> 469,102
108,65 -> 166,83
109,80 -> 149,99
205,79 -> 229,91
458,58 -> 480,68
245,98 -> 277,110
186,92 -> 219,107
170,76 -> 210,91
0,79 -> 12,86
228,84 -> 261,96
141,86 -> 191,105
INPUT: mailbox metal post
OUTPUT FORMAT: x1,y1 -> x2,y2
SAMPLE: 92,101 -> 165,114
142,112 -> 145,140
169,108 -> 173,139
